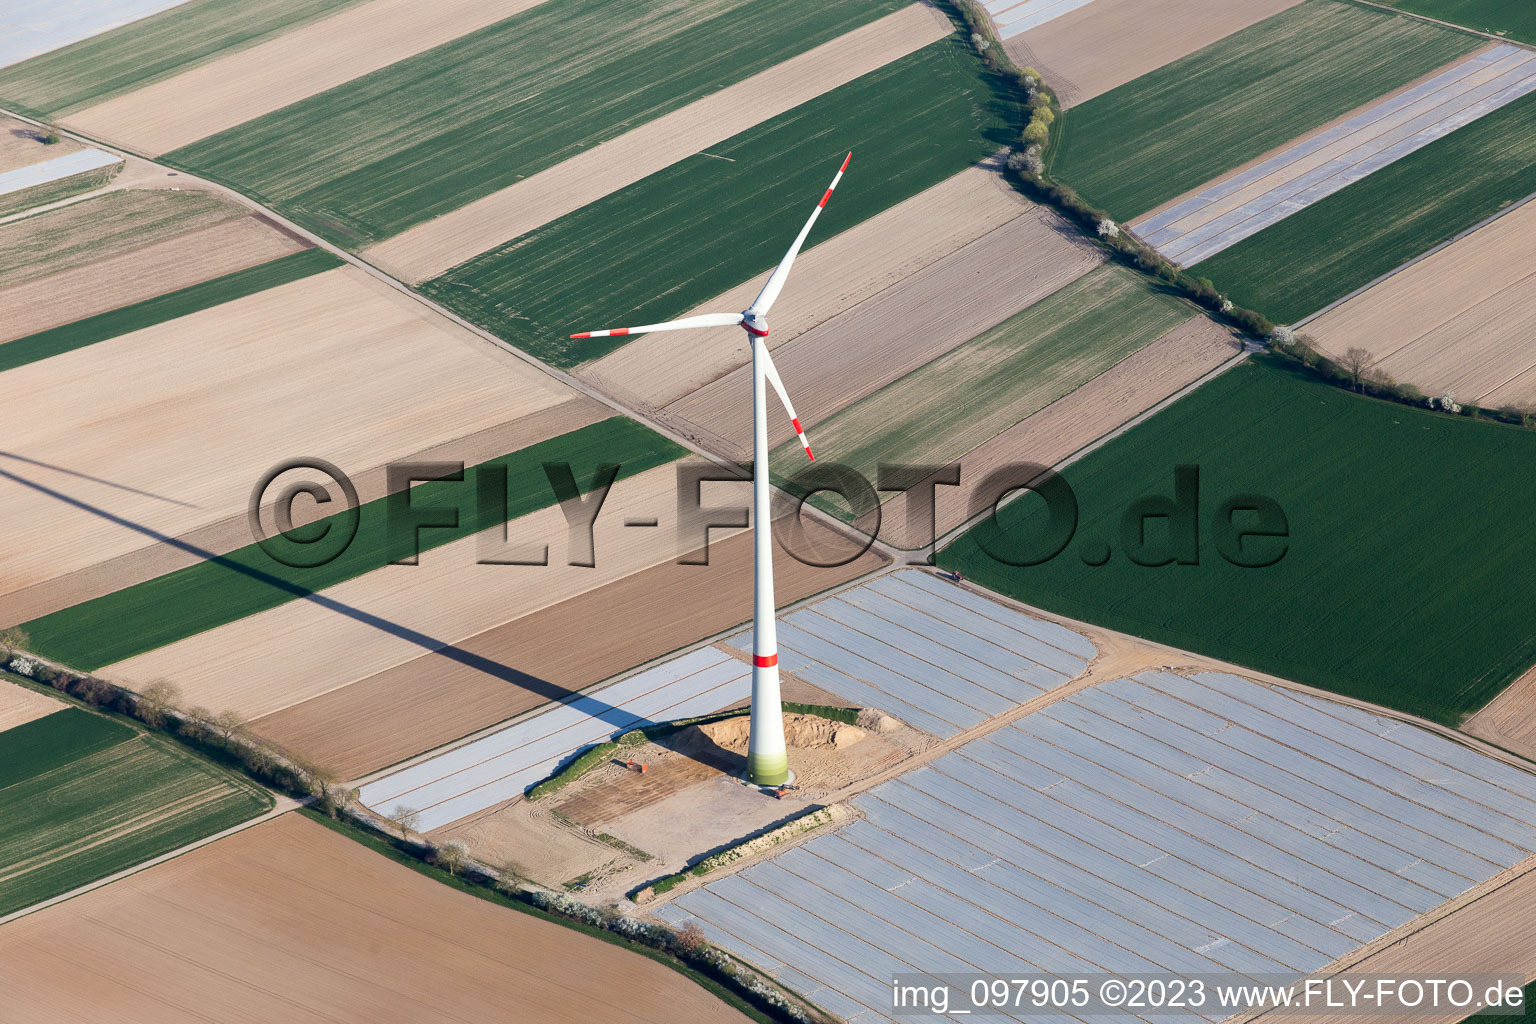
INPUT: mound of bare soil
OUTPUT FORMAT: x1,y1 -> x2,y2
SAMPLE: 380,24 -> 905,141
693,713 -> 868,752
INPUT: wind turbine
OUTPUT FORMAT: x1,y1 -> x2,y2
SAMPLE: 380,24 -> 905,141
570,152 -> 851,786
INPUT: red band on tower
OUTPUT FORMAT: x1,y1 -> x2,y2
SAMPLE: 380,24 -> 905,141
753,654 -> 778,668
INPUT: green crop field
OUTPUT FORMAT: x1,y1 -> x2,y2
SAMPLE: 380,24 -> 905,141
1389,0 -> 1536,45
775,266 -> 1195,501
940,359 -> 1536,726
1049,0 -> 1481,221
25,418 -> 684,669
424,36 -> 1006,369
165,0 -> 911,248
0,0 -> 362,119
1191,90 -> 1536,324
0,248 -> 340,373
0,705 -> 270,916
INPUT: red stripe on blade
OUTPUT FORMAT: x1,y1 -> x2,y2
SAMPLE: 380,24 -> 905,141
818,189 -> 833,208
570,332 -> 590,338
754,654 -> 778,668
791,417 -> 802,432
839,152 -> 852,172
612,328 -> 629,336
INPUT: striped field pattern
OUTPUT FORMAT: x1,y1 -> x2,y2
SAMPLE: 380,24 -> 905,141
664,673 -> 1536,1022
1139,45 -> 1536,265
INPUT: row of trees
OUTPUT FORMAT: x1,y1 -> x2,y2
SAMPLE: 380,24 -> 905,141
947,0 -> 1536,428
1,632 -> 352,814
1272,327 -> 1536,425
0,633 -> 825,1023
948,0 -> 1276,342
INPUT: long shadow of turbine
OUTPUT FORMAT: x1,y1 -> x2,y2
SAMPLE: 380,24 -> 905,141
0,466 -> 654,736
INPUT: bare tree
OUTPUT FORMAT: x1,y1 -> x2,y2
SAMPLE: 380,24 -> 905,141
436,840 -> 469,876
0,625 -> 29,659
182,705 -> 217,738
1341,347 -> 1373,392
212,709 -> 248,742
675,920 -> 708,958
136,679 -> 183,728
493,861 -> 525,895
388,805 -> 421,840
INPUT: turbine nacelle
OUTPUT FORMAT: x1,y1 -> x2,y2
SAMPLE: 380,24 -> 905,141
741,311 -> 769,338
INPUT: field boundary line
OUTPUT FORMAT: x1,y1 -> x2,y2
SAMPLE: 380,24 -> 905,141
1292,185 -> 1536,328
344,558 -> 910,791
1350,0 -> 1535,51
0,105 -> 898,568
937,572 -> 1536,779
932,340 -> 1251,552
1229,850 -> 1536,1022
0,797 -> 303,927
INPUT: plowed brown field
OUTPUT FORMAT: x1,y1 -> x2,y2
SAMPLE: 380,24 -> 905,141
664,205 -> 1104,460
1306,198 -> 1536,408
577,158 -> 1036,409
1005,0 -> 1305,107
0,214 -> 304,343
252,518 -> 884,779
0,813 -> 749,1024
0,266 -> 574,598
866,316 -> 1240,548
64,0 -> 555,156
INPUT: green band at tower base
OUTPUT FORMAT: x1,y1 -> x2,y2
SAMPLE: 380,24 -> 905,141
747,749 -> 789,787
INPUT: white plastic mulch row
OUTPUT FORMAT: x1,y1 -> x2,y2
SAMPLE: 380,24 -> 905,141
357,647 -> 753,831
359,570 -> 1094,830
0,0 -> 193,69
0,148 -> 120,198
1138,45 -> 1536,266
982,0 -> 1100,38
670,672 -> 1536,1024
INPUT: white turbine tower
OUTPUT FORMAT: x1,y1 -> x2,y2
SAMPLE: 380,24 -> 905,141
570,152 -> 851,786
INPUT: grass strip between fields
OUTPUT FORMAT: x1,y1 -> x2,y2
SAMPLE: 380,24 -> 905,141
0,248 -> 340,373
25,417 -> 686,670
165,0 -> 911,247
0,0 -> 364,119
939,358 -> 1536,727
0,706 -> 271,917
424,33 -> 1010,368
1190,89 -> 1536,324
1048,0 -> 1482,221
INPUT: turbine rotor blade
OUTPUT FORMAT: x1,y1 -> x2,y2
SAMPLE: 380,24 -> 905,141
758,343 -> 813,461
569,312 -> 744,339
748,151 -> 850,316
